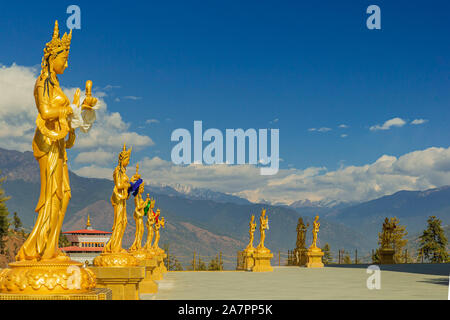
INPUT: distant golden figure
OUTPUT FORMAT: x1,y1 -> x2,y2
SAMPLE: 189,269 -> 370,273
310,215 -> 320,249
245,215 -> 257,252
256,209 -> 269,251
129,165 -> 149,252
380,217 -> 396,249
152,210 -> 165,253
296,217 -> 309,250
16,21 -> 98,262
143,194 -> 156,250
104,144 -> 132,253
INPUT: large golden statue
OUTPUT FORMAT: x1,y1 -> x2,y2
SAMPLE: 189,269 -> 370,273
245,215 -> 257,252
143,194 -> 156,252
93,145 -> 138,267
378,217 -> 397,264
256,209 -> 269,253
0,21 -> 99,296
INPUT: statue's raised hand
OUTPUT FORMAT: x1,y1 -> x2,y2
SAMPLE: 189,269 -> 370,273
81,80 -> 98,110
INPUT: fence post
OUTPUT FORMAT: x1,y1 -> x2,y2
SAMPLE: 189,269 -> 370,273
355,249 -> 358,264
405,249 -> 408,263
193,251 -> 196,271
338,249 -> 341,264
167,247 -> 170,271
220,251 -> 222,270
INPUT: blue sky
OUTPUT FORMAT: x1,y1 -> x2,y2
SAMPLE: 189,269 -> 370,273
0,1 -> 449,204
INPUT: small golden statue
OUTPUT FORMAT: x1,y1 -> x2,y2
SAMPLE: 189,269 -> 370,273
310,215 -> 321,250
0,21 -> 99,296
143,194 -> 156,253
251,209 -> 273,272
294,217 -> 309,265
306,215 -> 324,268
152,210 -> 165,254
379,217 -> 396,264
93,144 -> 137,267
128,164 -> 149,259
245,215 -> 257,253
256,209 -> 269,253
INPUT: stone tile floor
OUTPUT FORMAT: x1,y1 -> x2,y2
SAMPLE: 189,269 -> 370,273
141,265 -> 449,300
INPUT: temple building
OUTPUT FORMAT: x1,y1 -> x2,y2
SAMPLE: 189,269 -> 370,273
61,215 -> 112,265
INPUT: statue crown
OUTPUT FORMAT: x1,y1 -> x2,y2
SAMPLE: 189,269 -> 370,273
119,143 -> 132,162
44,21 -> 72,58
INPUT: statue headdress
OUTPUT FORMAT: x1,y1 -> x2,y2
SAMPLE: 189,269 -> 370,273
43,20 -> 72,61
119,143 -> 132,164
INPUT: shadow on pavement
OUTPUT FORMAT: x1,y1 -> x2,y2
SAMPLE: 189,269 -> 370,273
325,263 -> 450,276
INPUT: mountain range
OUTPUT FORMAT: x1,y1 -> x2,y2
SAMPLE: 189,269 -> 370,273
1,147 -> 449,267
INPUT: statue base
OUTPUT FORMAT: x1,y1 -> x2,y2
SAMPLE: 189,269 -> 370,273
0,259 -> 97,296
305,248 -> 324,268
138,258 -> 158,294
379,248 -> 395,264
251,251 -> 273,272
93,252 -> 138,267
0,287 -> 111,300
88,266 -> 145,300
243,249 -> 255,271
129,248 -> 148,261
294,248 -> 308,266
148,251 -> 167,280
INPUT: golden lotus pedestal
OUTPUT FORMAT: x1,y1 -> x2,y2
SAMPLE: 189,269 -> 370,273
305,248 -> 324,268
0,259 -> 111,300
379,248 -> 395,264
91,252 -> 144,300
251,249 -> 273,272
138,257 -> 158,294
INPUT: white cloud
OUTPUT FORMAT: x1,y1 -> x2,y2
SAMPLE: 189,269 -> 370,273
74,149 -> 115,166
308,127 -> 331,133
123,96 -> 141,100
338,124 -> 349,128
340,134 -> 348,138
370,117 -> 406,131
73,145 -> 450,206
0,63 -> 154,154
145,119 -> 160,125
411,118 -> 428,125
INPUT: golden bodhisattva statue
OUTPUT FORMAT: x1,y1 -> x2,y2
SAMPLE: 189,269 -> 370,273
256,209 -> 269,253
93,145 -> 138,267
245,215 -> 257,253
143,194 -> 156,253
305,215 -> 324,268
128,164 -> 149,260
294,217 -> 309,266
250,209 -> 273,272
379,217 -> 396,264
152,210 -> 165,254
0,21 -> 101,297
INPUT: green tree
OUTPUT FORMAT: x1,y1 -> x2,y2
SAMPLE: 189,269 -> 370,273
342,250 -> 352,264
418,216 -> 448,263
321,243 -> 333,264
0,171 -> 11,254
372,249 -> 380,264
58,231 -> 70,248
12,212 -> 23,233
208,255 -> 223,270
197,257 -> 207,271
390,217 -> 408,263
162,243 -> 183,271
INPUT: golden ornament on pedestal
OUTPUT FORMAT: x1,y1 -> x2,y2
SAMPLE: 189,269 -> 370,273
252,209 -> 273,272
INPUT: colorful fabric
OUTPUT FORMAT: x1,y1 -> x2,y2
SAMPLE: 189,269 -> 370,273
128,178 -> 143,197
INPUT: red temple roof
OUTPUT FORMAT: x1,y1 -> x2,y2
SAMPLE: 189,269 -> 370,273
62,229 -> 112,235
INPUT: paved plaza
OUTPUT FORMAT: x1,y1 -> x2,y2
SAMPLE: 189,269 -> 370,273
141,264 -> 449,300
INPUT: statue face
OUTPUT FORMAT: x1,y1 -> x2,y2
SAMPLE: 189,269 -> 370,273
53,52 -> 69,74
122,157 -> 130,167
